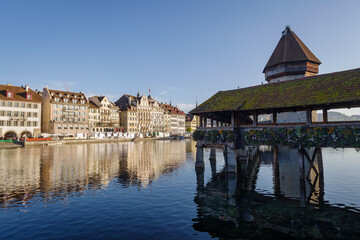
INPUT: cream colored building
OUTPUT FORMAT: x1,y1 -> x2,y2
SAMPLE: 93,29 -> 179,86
185,114 -> 197,133
89,101 -> 101,132
89,96 -> 120,132
0,84 -> 42,139
161,103 -> 186,135
42,87 -> 90,136
116,93 -> 163,135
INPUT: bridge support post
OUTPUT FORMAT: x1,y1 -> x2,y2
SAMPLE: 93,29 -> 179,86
298,148 -> 306,206
209,148 -> 217,177
273,146 -> 281,196
316,147 -> 325,204
195,166 -> 205,191
195,147 -> 205,168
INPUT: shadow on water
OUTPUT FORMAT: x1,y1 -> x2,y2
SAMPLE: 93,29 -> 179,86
193,146 -> 360,239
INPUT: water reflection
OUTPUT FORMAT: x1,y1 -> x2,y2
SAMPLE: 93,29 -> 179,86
0,141 -> 187,209
194,146 -> 360,239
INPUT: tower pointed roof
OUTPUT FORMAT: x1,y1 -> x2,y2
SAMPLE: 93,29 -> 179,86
263,27 -> 321,73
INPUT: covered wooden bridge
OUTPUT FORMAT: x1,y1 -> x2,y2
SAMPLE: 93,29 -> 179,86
190,68 -> 360,131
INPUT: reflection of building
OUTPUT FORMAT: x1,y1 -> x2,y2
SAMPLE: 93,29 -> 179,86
0,141 -> 187,207
42,87 -> 90,136
123,141 -> 187,187
0,84 -> 42,139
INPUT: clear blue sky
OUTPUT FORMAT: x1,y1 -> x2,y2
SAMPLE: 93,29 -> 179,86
1,1 -> 360,112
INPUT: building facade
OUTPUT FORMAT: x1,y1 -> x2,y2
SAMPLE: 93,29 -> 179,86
185,114 -> 197,133
89,96 -> 120,132
116,94 -> 139,133
161,104 -> 186,135
42,88 -> 90,136
88,101 -> 101,132
0,84 -> 42,139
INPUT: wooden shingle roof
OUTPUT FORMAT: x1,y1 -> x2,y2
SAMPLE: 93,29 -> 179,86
190,68 -> 360,114
263,27 -> 321,72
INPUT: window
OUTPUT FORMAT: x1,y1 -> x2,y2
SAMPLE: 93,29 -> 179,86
0,101 -> 4,106
21,103 -> 25,108
7,121 -> 11,126
33,113 -> 38,118
27,121 -> 31,127
27,103 -> 31,108
72,99 -> 77,103
27,112 -> 31,117
20,121 -> 24,126
7,102 -> 12,107
54,98 -> 60,102
26,93 -> 32,100
33,121 -> 37,127
7,111 -> 11,117
33,104 -> 38,109
21,112 -> 25,117
81,100 -> 85,104
13,121 -> 18,126
14,102 -> 19,107
0,121 -> 3,126
64,99 -> 69,103
0,111 -> 3,116
14,111 -> 19,117
6,91 -> 13,98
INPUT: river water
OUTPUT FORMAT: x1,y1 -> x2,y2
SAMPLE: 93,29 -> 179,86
0,140 -> 360,239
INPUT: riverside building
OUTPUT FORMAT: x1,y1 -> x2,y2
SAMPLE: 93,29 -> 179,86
0,84 -> 42,139
89,96 -> 120,133
41,87 -> 90,137
161,103 -> 186,135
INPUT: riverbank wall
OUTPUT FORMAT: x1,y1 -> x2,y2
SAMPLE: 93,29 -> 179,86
0,136 -> 191,148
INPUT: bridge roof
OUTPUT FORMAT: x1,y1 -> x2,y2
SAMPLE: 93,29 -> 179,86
190,68 -> 360,114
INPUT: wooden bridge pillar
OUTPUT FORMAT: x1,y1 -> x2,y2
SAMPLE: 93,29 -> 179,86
323,108 -> 328,124
195,147 -> 205,168
273,146 -> 281,196
209,148 -> 217,177
195,166 -> 205,191
298,147 -> 325,205
298,148 -> 306,206
253,112 -> 258,126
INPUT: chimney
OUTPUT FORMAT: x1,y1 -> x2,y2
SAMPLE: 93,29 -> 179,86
7,83 -> 12,86
25,85 -> 29,91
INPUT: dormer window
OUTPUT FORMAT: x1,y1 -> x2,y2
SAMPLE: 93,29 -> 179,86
64,99 -> 69,103
72,99 -> 77,103
67,94 -> 69,97
80,100 -> 85,104
59,93 -> 62,97
6,91 -> 13,98
26,93 -> 32,100
54,97 -> 60,102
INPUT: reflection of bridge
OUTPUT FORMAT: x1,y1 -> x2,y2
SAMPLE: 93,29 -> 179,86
196,146 -> 324,205
194,147 -> 360,239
